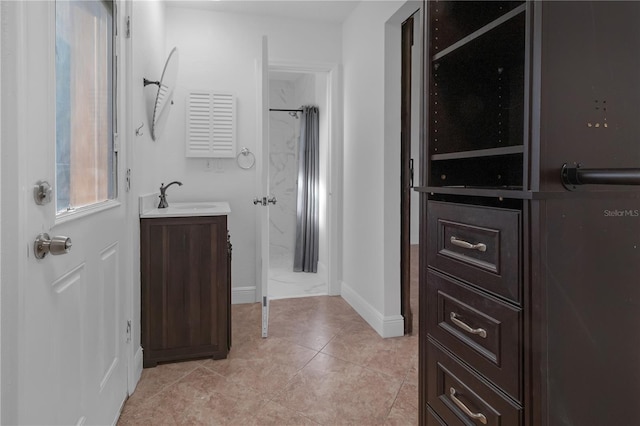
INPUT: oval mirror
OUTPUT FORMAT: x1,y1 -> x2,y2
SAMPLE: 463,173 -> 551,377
147,47 -> 179,141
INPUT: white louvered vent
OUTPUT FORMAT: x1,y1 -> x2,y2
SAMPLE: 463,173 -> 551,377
186,90 -> 236,158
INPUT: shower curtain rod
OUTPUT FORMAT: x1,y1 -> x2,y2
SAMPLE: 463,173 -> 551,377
269,108 -> 303,112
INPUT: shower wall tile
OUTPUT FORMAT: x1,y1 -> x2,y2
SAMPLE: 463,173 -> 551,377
269,80 -> 299,270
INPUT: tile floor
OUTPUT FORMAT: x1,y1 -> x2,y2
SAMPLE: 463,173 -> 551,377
118,246 -> 419,425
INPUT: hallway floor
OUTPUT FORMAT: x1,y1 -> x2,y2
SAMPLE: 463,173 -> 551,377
118,247 -> 419,425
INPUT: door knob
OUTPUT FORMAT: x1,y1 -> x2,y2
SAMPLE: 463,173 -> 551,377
34,233 -> 72,259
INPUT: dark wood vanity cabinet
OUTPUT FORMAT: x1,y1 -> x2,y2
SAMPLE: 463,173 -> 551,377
140,215 -> 231,368
419,2 -> 640,425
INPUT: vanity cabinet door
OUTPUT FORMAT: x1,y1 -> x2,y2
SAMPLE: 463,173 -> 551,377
141,216 -> 229,367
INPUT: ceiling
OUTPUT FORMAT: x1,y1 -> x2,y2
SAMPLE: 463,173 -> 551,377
165,0 -> 361,24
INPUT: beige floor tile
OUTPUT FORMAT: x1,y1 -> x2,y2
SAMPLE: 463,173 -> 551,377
242,401 -> 322,425
385,382 -> 419,426
119,247 -> 420,425
322,324 -> 417,380
273,353 -> 403,425
125,367 -> 269,426
405,353 -> 419,387
227,334 -> 318,367
201,356 -> 305,395
268,317 -> 343,351
123,359 -> 204,407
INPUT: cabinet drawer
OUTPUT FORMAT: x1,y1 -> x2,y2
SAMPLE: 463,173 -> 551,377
427,269 -> 522,401
427,406 -> 447,426
427,340 -> 522,426
427,201 -> 521,303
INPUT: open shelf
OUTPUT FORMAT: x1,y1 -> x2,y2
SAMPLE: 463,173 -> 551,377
432,3 -> 526,61
429,152 -> 524,189
415,185 -> 532,200
429,1 -> 525,54
429,11 -> 525,156
431,145 -> 524,161
426,1 -> 528,191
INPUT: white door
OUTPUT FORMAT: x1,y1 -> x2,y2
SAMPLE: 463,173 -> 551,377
256,35 -> 271,337
9,1 -> 128,424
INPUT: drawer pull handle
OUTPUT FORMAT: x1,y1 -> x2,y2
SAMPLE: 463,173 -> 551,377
450,312 -> 487,338
449,387 -> 487,425
450,236 -> 487,252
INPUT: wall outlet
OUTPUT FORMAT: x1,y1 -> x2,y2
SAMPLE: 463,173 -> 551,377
204,159 -> 225,173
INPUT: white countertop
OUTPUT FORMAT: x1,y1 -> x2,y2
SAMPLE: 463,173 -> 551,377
139,193 -> 231,218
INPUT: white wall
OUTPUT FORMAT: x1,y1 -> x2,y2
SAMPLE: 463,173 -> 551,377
133,6 -> 341,303
341,0 -> 421,337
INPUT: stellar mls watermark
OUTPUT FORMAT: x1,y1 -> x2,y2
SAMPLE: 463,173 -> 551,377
603,209 -> 640,217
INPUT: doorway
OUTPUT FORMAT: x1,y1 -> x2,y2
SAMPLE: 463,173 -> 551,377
267,70 -> 328,299
256,57 -> 340,338
400,9 -> 422,335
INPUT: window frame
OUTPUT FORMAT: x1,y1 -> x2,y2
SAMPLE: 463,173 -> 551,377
54,0 -> 120,222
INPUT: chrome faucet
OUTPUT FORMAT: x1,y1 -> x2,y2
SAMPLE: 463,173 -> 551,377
158,181 -> 182,208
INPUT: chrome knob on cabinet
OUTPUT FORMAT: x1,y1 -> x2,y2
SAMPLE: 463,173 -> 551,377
34,233 -> 72,259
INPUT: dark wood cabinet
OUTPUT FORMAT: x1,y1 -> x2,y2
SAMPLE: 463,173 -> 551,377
140,215 -> 231,368
419,2 -> 640,425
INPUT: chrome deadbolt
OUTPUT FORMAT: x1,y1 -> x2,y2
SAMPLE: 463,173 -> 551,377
34,180 -> 53,205
34,233 -> 72,259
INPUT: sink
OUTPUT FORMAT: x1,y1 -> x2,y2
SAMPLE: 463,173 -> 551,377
139,198 -> 231,218
173,202 -> 219,210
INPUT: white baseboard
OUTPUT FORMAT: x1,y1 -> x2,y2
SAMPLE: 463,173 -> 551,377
232,286 -> 257,304
340,281 -> 404,338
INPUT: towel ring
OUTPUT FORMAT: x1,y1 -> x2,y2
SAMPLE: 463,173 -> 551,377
236,148 -> 255,170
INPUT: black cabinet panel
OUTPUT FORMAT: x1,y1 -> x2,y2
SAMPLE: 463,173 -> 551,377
537,2 -> 640,192
543,198 -> 640,425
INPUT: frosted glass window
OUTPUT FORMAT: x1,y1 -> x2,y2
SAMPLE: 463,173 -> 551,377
56,0 -> 115,213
